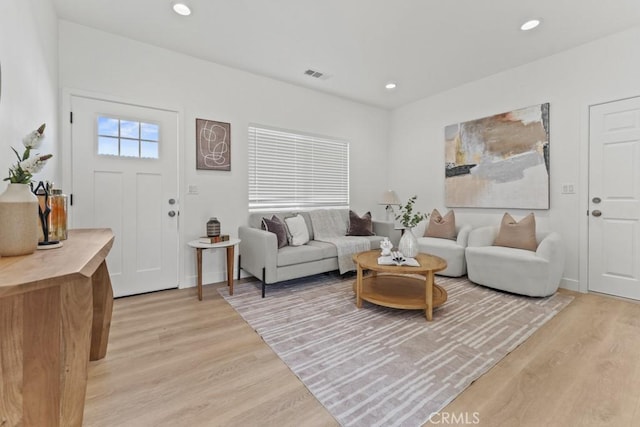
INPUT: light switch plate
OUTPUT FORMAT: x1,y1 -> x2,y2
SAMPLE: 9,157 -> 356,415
561,183 -> 575,194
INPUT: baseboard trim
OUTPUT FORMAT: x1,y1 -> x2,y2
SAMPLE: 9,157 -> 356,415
560,277 -> 580,292
180,271 -> 254,289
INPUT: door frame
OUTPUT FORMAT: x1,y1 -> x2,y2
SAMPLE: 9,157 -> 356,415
61,88 -> 185,290
579,93 -> 640,294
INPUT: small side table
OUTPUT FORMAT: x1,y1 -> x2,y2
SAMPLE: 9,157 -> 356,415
187,238 -> 241,300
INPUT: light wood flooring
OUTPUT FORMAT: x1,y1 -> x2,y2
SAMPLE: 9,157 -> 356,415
83,281 -> 640,427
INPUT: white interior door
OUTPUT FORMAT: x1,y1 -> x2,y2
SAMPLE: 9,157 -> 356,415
588,97 -> 640,300
71,96 -> 179,297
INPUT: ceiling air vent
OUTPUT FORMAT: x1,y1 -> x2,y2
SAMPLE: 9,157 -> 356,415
304,69 -> 329,79
304,69 -> 323,78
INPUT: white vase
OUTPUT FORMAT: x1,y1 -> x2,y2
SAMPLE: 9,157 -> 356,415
398,227 -> 419,258
0,183 -> 39,256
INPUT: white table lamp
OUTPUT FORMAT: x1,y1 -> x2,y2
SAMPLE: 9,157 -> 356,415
379,190 -> 400,221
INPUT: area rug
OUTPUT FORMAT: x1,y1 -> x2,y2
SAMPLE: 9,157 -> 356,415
219,273 -> 573,427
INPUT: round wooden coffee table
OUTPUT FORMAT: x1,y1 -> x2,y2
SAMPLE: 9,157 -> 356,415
352,250 -> 448,321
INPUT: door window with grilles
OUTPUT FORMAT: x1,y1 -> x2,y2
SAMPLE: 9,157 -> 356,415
97,116 -> 160,159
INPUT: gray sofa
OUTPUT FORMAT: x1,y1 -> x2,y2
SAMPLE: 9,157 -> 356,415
238,209 -> 392,296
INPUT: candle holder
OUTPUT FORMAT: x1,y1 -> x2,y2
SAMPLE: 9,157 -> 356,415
32,181 -> 62,249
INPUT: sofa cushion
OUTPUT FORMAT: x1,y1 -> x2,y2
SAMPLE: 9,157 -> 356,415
262,216 -> 288,249
306,240 -> 338,259
425,209 -> 456,240
346,210 -> 375,236
277,244 -> 329,267
494,213 -> 537,251
284,214 -> 310,246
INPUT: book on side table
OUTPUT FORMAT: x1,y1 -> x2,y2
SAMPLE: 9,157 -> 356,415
199,235 -> 230,244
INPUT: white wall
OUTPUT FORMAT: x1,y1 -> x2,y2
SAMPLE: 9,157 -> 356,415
0,0 -> 59,185
58,21 -> 390,288
388,25 -> 640,290
9,4 -> 638,292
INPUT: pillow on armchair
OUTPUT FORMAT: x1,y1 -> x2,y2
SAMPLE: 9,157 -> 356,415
493,212 -> 537,251
424,209 -> 456,240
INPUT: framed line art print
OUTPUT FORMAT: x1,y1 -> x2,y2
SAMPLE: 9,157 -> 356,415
196,118 -> 231,171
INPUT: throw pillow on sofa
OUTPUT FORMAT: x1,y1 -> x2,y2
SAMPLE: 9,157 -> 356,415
493,212 -> 537,251
425,209 -> 456,240
284,214 -> 310,246
261,216 -> 289,249
346,210 -> 375,236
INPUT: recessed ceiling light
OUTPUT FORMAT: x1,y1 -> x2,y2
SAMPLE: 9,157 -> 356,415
385,82 -> 397,90
172,3 -> 191,16
520,19 -> 541,31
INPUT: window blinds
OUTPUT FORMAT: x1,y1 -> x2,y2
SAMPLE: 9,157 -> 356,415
248,125 -> 350,211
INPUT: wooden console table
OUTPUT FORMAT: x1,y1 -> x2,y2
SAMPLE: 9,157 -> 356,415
0,228 -> 114,427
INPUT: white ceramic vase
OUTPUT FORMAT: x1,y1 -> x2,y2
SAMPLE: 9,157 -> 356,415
0,183 -> 39,256
398,227 -> 419,258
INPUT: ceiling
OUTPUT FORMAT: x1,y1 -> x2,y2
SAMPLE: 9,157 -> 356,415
52,0 -> 640,109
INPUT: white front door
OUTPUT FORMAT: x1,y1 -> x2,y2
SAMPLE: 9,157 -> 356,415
588,97 -> 640,300
71,96 -> 179,297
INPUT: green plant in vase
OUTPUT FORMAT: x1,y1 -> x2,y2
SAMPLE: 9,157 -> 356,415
395,195 -> 427,229
395,195 -> 428,258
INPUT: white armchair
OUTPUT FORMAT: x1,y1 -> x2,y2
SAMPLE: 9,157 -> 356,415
465,226 -> 565,297
415,224 -> 472,277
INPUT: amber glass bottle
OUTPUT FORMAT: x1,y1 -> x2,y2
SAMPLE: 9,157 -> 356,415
49,189 -> 68,241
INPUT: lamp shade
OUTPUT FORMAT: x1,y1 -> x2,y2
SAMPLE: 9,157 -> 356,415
379,190 -> 400,205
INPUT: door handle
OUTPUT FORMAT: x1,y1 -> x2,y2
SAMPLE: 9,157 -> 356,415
592,210 -> 602,217
168,210 -> 176,217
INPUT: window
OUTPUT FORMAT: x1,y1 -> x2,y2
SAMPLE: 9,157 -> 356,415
248,125 -> 349,211
97,116 -> 160,159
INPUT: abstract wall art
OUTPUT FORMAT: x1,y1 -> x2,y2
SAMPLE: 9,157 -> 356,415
196,118 -> 231,171
444,103 -> 550,209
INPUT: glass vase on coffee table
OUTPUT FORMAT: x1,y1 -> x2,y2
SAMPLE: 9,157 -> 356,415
395,195 -> 427,258
398,227 -> 419,258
